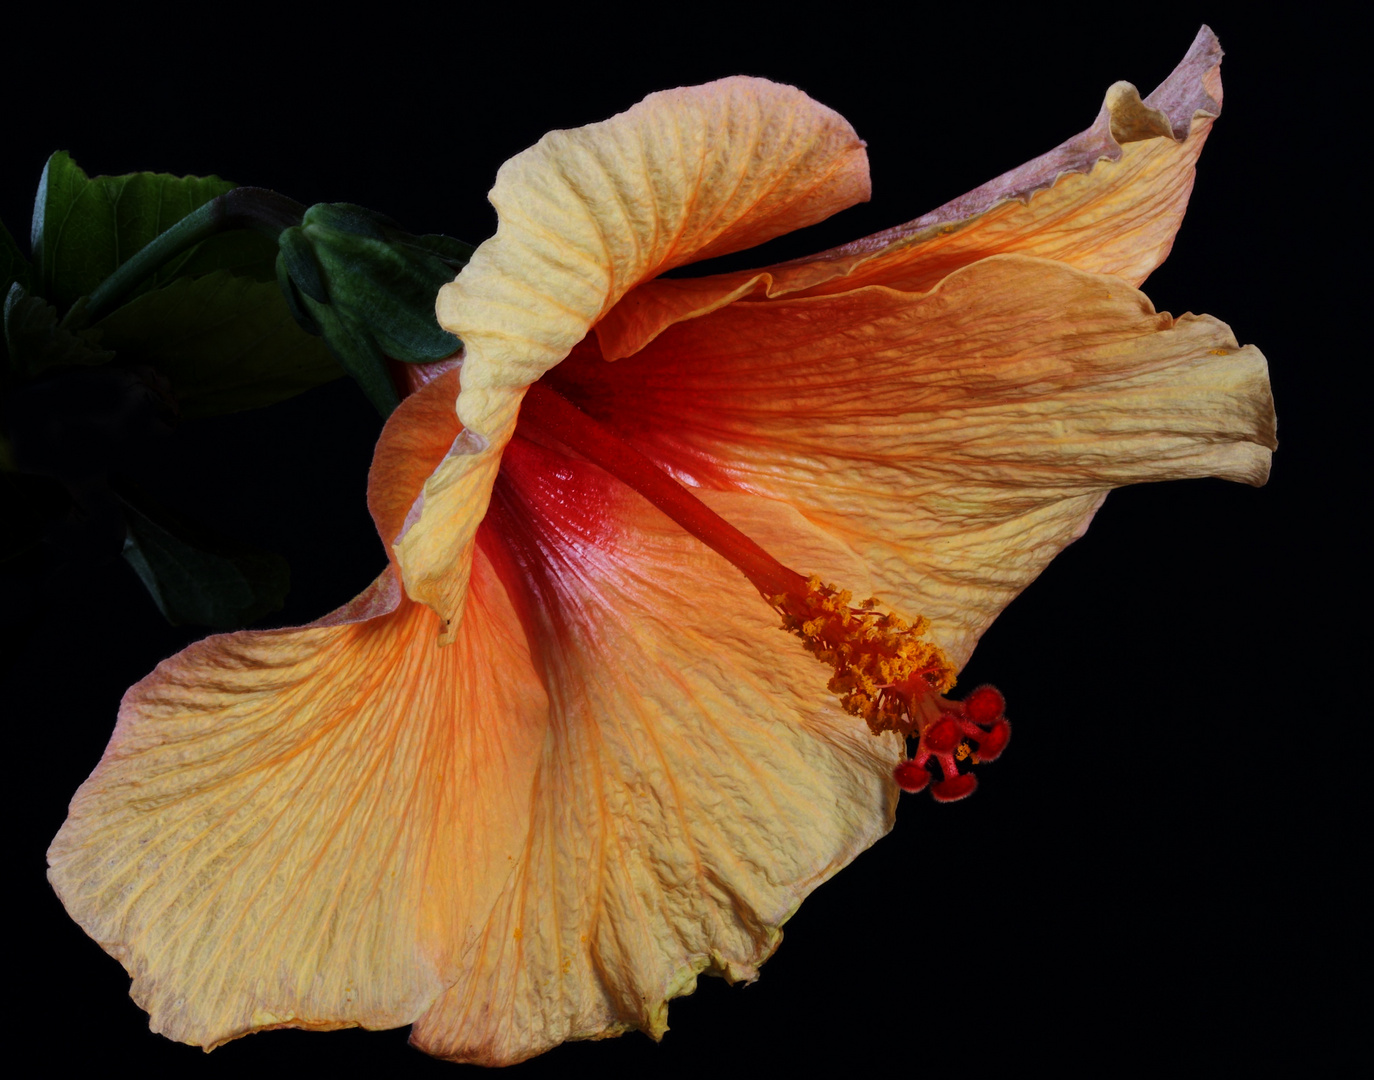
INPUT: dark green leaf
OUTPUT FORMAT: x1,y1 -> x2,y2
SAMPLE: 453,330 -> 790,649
307,303 -> 401,416
296,206 -> 463,365
409,233 -> 476,270
94,270 -> 342,417
270,203 -> 475,415
173,228 -> 279,283
319,233 -> 460,363
31,151 -> 249,313
5,283 -> 114,379
114,477 -> 289,629
277,226 -> 328,302
274,251 -> 319,335
305,202 -> 390,239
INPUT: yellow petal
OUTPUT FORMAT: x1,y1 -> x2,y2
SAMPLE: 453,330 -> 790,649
595,26 -> 1225,361
408,434 -> 897,1065
400,78 -> 870,633
47,379 -> 549,1049
440,76 -> 870,439
547,253 -> 1275,668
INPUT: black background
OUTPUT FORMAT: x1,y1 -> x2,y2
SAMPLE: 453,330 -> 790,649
6,9 -> 1359,1074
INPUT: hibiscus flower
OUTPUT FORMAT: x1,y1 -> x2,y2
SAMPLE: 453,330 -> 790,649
48,25 -> 1273,1067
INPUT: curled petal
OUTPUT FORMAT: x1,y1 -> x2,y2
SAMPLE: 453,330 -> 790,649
367,366 -> 471,559
550,253 -> 1275,666
439,76 -> 870,439
373,366 -> 496,644
596,26 -> 1225,360
401,78 -> 870,631
825,25 -> 1225,291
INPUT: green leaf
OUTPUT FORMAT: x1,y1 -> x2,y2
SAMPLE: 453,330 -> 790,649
277,225 -> 328,302
298,204 -> 464,364
94,270 -> 342,417
408,232 -> 476,270
113,477 -> 290,629
321,232 -> 461,363
174,228 -> 279,283
306,300 -> 401,416
30,151 -> 265,313
5,283 -> 114,379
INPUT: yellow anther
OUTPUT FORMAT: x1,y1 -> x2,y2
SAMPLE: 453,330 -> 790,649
774,575 -> 956,737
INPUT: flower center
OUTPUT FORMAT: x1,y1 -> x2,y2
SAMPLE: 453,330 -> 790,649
520,381 -> 1009,801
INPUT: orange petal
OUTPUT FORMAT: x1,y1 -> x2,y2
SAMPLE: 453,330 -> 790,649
595,26 -> 1225,361
366,365 -> 465,559
408,435 -> 897,1065
373,365 -> 497,645
402,79 -> 870,631
548,253 -> 1275,668
47,377 -> 549,1049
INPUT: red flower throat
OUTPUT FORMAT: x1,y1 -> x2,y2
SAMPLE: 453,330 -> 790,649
521,381 -> 1010,801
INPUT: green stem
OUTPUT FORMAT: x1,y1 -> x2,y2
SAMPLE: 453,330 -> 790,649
84,188 -> 305,322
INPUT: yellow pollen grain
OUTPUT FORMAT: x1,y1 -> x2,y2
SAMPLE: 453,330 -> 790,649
775,575 -> 956,738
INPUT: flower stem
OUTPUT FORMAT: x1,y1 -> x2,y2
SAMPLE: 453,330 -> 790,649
84,188 -> 305,322
521,382 -> 805,599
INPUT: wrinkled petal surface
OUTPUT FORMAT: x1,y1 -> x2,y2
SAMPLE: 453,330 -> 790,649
49,371 -> 903,1061
596,26 -> 1224,361
47,376 -> 549,1048
549,253 -> 1275,666
440,76 -> 871,438
49,31 -> 1276,1067
410,431 -> 897,1066
402,77 -> 870,632
47,567 -> 547,1048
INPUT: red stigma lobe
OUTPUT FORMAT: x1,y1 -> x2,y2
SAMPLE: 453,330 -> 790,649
893,684 -> 1010,803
